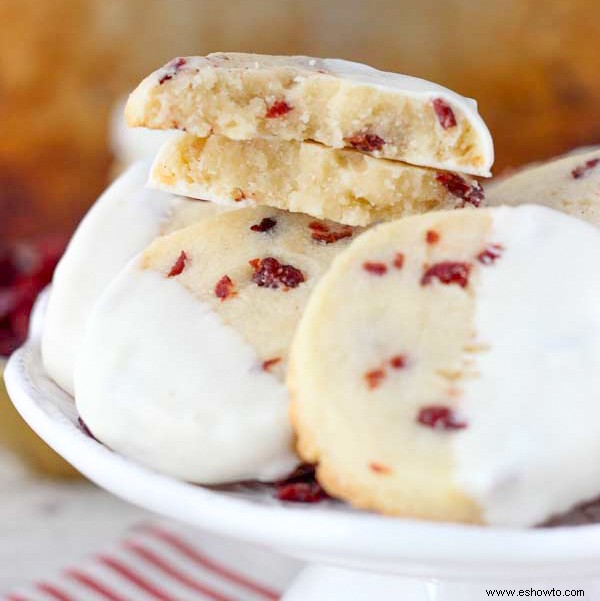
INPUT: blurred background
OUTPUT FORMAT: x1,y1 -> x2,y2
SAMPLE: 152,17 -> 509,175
0,0 -> 599,586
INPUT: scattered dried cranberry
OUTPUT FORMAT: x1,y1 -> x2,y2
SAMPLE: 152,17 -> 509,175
432,98 -> 457,129
308,221 -> 329,233
214,275 -> 236,300
426,230 -> 440,244
365,368 -> 386,390
250,217 -> 277,233
369,462 -> 392,475
346,132 -> 385,153
262,357 -> 281,371
158,57 -> 187,85
167,251 -> 188,277
276,480 -> 326,503
232,188 -> 246,202
265,100 -> 293,119
363,261 -> 388,276
421,261 -> 471,288
477,244 -> 504,265
436,172 -> 484,208
417,405 -> 466,430
390,355 -> 407,369
393,253 -> 405,269
251,257 -> 305,289
571,157 -> 600,179
311,228 -> 353,244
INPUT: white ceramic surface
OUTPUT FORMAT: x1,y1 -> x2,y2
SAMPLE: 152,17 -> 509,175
6,293 -> 600,598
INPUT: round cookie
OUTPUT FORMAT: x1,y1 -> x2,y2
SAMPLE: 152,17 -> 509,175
42,162 -> 224,395
75,206 -> 361,484
289,205 -> 600,527
487,148 -> 600,226
126,52 -> 494,176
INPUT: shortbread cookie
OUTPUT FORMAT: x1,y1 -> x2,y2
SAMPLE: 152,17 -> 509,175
150,133 -> 485,227
75,206 -> 361,483
487,149 -> 600,226
42,162 -> 224,395
126,53 -> 494,176
289,205 -> 600,527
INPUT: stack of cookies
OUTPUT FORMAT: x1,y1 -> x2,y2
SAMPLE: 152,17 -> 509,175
42,54 -> 600,528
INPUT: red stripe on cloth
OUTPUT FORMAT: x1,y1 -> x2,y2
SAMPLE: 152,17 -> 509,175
35,583 -> 74,601
124,541 -> 235,601
65,569 -> 128,601
97,555 -> 178,601
144,526 -> 279,600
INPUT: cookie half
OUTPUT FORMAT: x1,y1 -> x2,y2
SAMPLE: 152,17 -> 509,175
150,133 -> 485,226
42,162 -> 224,395
487,148 -> 600,226
126,53 -> 494,176
289,205 -> 600,526
75,206 -> 361,483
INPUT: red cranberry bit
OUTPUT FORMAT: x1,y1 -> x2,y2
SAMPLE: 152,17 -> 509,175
276,481 -> 326,503
365,368 -> 386,390
262,357 -> 281,371
167,251 -> 188,277
251,257 -> 305,289
426,230 -> 440,244
369,462 -> 392,475
232,188 -> 246,202
346,132 -> 385,153
214,275 -> 236,301
363,261 -> 388,276
390,355 -> 407,369
311,227 -> 353,244
436,172 -> 484,208
393,253 -> 405,269
158,57 -> 187,85
308,221 -> 329,233
571,157 -> 600,179
265,100 -> 293,118
477,244 -> 504,265
432,98 -> 457,129
250,217 -> 277,233
248,258 -> 260,270
421,261 -> 471,288
417,405 -> 467,430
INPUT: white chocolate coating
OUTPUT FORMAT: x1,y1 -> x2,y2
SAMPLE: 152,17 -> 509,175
455,205 -> 600,526
42,163 -> 221,394
75,262 -> 298,483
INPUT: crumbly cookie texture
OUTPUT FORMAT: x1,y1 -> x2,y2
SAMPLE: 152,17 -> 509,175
42,162 -> 223,395
289,205 -> 600,527
75,206 -> 361,484
487,148 -> 600,226
150,133 -> 485,227
126,53 -> 494,176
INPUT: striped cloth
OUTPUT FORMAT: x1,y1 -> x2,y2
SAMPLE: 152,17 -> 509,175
5,523 -> 301,601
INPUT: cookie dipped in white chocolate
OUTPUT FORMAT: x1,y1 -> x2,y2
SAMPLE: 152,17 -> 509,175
126,53 -> 494,176
290,205 -> 600,526
42,162 -> 224,394
75,206 -> 361,483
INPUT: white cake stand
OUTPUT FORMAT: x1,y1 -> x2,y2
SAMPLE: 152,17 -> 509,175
5,297 -> 600,599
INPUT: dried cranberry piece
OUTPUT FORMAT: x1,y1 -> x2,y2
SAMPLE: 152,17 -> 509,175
346,132 -> 385,153
265,100 -> 293,119
308,221 -> 328,233
432,98 -> 457,129
421,261 -> 471,288
393,253 -> 405,269
365,368 -> 386,389
571,158 -> 600,179
436,172 -> 484,208
477,244 -> 504,265
250,217 -> 277,233
276,481 -> 326,503
311,228 -> 353,244
417,405 -> 466,430
251,257 -> 305,289
363,261 -> 388,276
390,355 -> 406,369
262,357 -> 281,371
232,188 -> 246,202
167,251 -> 188,277
426,230 -> 440,244
158,57 -> 187,85
214,275 -> 236,301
